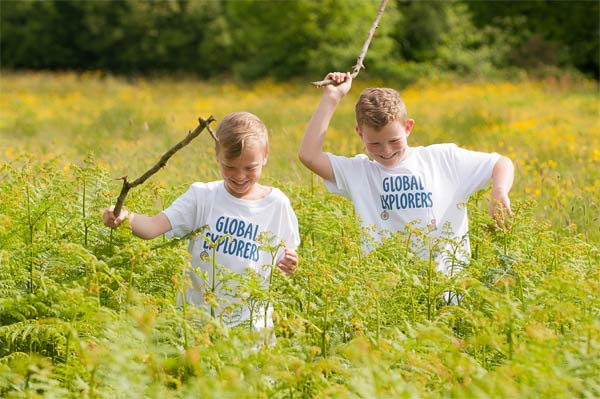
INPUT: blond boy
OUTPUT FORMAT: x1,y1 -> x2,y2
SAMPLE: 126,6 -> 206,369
104,112 -> 300,329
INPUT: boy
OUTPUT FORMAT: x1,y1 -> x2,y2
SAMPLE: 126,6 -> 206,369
299,72 -> 514,274
104,111 -> 300,329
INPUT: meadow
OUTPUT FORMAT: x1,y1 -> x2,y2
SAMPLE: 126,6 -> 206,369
0,71 -> 598,398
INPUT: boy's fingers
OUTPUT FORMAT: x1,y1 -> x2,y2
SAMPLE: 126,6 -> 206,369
103,206 -> 128,229
277,263 -> 292,276
490,197 -> 513,230
277,254 -> 298,276
326,71 -> 351,85
492,206 -> 512,230
286,252 -> 298,265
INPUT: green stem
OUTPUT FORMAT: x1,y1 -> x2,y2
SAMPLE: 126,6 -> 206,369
505,283 -> 513,361
211,244 -> 217,318
89,366 -> 97,399
128,259 -> 135,292
182,259 -> 189,350
26,185 -> 34,294
404,231 -> 413,260
427,252 -> 434,321
322,295 -> 329,356
64,331 -> 70,365
82,174 -> 88,246
265,248 -> 277,330
374,289 -> 380,344
249,303 -> 254,334
306,274 -> 311,320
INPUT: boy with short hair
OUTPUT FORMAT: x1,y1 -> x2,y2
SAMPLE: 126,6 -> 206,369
104,111 -> 300,329
299,72 -> 514,273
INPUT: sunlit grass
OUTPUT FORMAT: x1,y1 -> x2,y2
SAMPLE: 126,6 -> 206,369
1,71 -> 598,240
0,71 -> 599,398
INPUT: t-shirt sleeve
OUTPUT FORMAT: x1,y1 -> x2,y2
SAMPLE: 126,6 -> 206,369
324,153 -> 366,198
270,192 -> 301,264
278,193 -> 301,250
450,144 -> 500,197
162,183 -> 206,239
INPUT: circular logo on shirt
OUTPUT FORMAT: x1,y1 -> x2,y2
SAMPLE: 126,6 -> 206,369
380,210 -> 389,220
200,250 -> 209,261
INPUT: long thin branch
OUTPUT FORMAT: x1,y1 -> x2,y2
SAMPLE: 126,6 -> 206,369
113,115 -> 216,217
312,0 -> 388,87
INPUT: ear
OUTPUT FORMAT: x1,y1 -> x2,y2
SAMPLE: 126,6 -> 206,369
355,125 -> 363,139
405,119 -> 415,135
263,149 -> 269,165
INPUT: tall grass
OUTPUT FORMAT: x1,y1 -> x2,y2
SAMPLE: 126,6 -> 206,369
0,72 -> 598,398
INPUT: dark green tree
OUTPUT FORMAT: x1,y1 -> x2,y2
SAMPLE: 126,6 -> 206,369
393,0 -> 450,62
463,0 -> 599,78
223,0 -> 397,81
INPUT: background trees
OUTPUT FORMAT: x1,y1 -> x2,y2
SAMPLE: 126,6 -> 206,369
1,0 -> 598,80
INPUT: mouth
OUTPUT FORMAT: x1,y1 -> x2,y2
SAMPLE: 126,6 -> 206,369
378,152 -> 398,160
229,180 -> 249,189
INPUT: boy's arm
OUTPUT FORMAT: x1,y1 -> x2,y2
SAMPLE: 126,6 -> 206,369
489,155 -> 515,228
299,72 -> 353,183
103,206 -> 172,240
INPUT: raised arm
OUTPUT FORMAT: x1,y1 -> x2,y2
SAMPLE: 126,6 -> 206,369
489,155 -> 515,228
299,72 -> 353,183
103,206 -> 172,240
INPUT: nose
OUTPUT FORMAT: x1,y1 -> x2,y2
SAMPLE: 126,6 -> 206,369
380,143 -> 393,155
232,168 -> 246,181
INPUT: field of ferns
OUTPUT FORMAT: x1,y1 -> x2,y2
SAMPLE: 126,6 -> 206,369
0,72 -> 599,398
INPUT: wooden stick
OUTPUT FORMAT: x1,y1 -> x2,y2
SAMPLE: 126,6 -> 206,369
312,0 -> 388,87
113,115 -> 216,217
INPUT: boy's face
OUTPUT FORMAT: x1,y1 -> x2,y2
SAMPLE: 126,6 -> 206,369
218,144 -> 268,199
357,120 -> 414,168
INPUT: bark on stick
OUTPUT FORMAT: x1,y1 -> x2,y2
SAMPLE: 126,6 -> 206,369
113,115 -> 216,217
312,0 -> 388,87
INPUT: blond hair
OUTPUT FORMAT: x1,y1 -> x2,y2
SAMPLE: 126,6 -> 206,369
355,88 -> 408,130
215,112 -> 269,159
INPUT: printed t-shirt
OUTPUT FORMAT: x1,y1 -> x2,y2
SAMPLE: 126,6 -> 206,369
325,143 -> 499,273
162,181 -> 300,329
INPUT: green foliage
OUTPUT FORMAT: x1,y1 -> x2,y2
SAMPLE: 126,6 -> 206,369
0,71 -> 598,396
464,0 -> 600,78
0,0 -> 221,75
0,0 -> 596,80
224,0 -> 398,81
1,153 -> 598,397
394,0 -> 450,62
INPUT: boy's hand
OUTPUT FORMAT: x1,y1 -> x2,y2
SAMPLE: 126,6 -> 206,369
103,205 -> 131,229
489,192 -> 512,230
276,248 -> 299,276
323,72 -> 352,100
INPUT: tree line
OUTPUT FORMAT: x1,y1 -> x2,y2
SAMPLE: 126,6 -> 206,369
1,0 -> 598,82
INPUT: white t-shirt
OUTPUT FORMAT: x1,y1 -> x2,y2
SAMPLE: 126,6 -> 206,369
162,181 -> 300,329
325,143 -> 499,273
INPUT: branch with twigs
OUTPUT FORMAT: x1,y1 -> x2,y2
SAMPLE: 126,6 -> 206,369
312,0 -> 388,87
112,115 -> 217,217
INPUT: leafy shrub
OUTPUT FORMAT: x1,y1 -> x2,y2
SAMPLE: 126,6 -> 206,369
1,154 -> 598,398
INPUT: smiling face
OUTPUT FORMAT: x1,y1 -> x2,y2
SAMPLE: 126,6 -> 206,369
218,142 -> 268,199
357,119 -> 414,168
354,87 -> 417,167
214,112 -> 270,199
